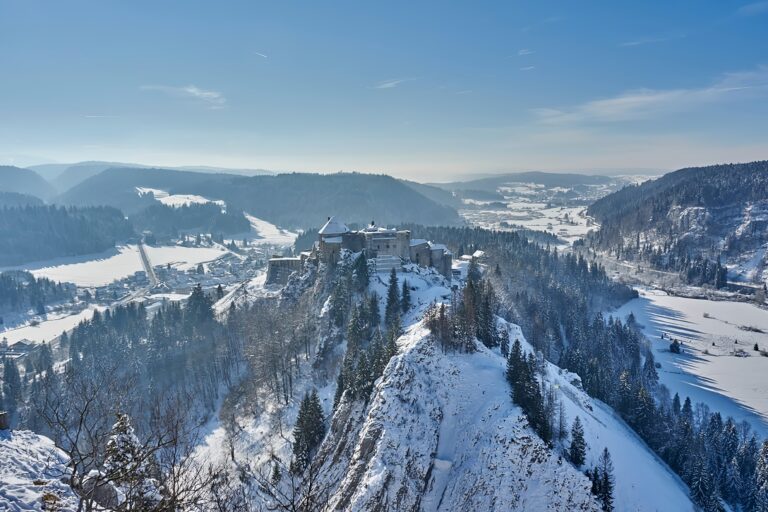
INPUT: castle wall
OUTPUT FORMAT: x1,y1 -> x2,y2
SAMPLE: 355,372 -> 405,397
410,242 -> 431,267
266,257 -> 302,284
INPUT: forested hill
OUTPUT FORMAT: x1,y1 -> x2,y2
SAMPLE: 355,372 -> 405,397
0,166 -> 56,200
59,168 -> 462,228
586,160 -> 768,287
57,167 -> 229,214
0,191 -> 44,208
185,172 -> 462,228
0,205 -> 134,266
588,160 -> 768,227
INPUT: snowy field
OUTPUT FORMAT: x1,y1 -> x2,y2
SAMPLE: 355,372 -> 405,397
727,243 -> 767,285
243,214 -> 298,247
136,186 -> 226,210
1,245 -> 143,287
143,244 -> 227,271
612,288 -> 768,435
1,306 -> 103,346
1,244 -> 229,287
460,201 -> 597,244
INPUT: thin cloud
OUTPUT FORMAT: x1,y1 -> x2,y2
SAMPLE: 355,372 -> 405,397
620,34 -> 684,47
140,85 -> 226,108
373,78 -> 413,89
83,114 -> 118,119
532,66 -> 768,124
455,89 -> 473,95
254,51 -> 268,59
520,66 -> 535,71
518,49 -> 534,56
737,1 -> 768,15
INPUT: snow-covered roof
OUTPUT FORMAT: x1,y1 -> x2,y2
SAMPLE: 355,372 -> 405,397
319,216 -> 349,236
472,250 -> 486,258
410,238 -> 429,247
429,242 -> 448,251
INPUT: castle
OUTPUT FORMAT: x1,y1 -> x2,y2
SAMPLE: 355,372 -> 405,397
266,216 -> 453,284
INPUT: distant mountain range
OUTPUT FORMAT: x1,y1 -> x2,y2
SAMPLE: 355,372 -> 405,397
430,171 -> 616,193
0,166 -> 56,200
29,161 -> 274,193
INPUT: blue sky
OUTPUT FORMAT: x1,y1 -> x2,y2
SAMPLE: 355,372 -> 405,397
1,0 -> 767,181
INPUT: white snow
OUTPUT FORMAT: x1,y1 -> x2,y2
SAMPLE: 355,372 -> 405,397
142,244 -> 227,272
0,430 -> 78,511
136,186 -> 226,210
0,244 -> 229,287
612,287 -> 768,436
1,245 -> 143,287
244,214 -> 298,247
322,317 -> 693,511
1,306 -> 103,346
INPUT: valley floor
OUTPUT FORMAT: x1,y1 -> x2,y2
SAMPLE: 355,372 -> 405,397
612,287 -> 768,436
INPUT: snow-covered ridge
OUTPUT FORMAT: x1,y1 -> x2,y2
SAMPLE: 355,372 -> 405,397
0,430 -> 78,511
312,311 -> 695,511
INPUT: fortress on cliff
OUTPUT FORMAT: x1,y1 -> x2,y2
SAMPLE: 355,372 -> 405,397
267,216 -> 453,284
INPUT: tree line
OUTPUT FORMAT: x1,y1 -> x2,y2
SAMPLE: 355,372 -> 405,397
0,270 -> 75,317
0,205 -> 135,266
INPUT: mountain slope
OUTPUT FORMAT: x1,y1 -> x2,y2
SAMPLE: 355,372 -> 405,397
315,323 -> 600,511
0,430 -> 78,511
0,192 -> 44,208
60,168 -> 462,228
313,316 -> 693,511
30,161 -> 275,193
0,166 -> 55,200
587,160 -> 768,284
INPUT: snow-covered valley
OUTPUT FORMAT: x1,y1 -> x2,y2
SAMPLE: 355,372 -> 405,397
612,287 -> 768,436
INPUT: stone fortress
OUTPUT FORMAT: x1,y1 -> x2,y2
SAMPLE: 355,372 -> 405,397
267,216 -> 453,285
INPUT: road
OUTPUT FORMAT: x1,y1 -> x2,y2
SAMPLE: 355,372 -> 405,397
138,242 -> 159,287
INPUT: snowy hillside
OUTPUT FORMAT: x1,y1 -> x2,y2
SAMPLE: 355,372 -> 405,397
314,323 -> 600,511
0,430 -> 78,511
313,317 -> 693,511
192,254 -> 696,511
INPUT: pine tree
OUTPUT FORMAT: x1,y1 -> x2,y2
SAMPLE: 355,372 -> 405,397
368,293 -> 381,327
307,389 -> 326,448
384,268 -> 400,328
597,447 -> 615,512
569,416 -> 587,467
104,413 -> 161,509
467,258 -> 481,284
353,253 -> 369,291
689,455 -> 720,512
2,357 -> 22,415
346,306 -> 364,353
755,441 -> 768,512
401,280 -> 411,313
291,390 -> 326,474
291,394 -> 312,473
